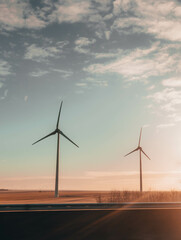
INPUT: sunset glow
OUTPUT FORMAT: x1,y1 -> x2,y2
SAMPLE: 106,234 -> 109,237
0,0 -> 181,191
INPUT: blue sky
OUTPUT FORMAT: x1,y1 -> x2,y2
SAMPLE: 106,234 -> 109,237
1,0 -> 181,191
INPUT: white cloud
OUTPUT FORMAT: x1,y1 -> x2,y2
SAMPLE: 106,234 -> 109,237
25,44 -> 56,62
74,47 -> 89,54
157,123 -> 175,129
0,60 -> 11,76
24,96 -> 28,102
24,41 -> 68,62
112,0 -> 181,42
103,13 -> 113,21
1,0 -> 181,45
30,68 -> 73,78
47,0 -> 111,29
75,37 -> 96,47
94,52 -> 120,59
162,77 -> 181,87
86,77 -> 108,87
147,88 -> 181,113
147,104 -> 153,109
113,0 -> 134,15
76,77 -> 108,89
95,31 -> 103,39
1,89 -> 8,100
0,82 -> 4,88
76,82 -> 87,87
85,42 -> 179,82
52,68 -> 73,78
93,0 -> 112,12
0,0 -> 46,31
30,70 -> 49,77
0,0 -> 111,38
147,85 -> 155,90
74,37 -> 96,54
50,1 -> 94,24
148,88 -> 181,103
0,0 -> 106,34
168,113 -> 181,123
105,30 -> 111,40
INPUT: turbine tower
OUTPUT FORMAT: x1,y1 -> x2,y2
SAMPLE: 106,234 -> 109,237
32,101 -> 79,198
124,128 -> 150,192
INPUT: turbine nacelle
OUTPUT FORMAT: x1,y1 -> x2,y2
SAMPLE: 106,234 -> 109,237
124,128 -> 150,160
32,101 -> 79,148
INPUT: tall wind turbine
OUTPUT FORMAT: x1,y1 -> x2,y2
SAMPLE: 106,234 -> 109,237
32,101 -> 79,198
124,128 -> 150,192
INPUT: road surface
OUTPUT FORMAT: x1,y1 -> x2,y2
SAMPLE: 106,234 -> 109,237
1,203 -> 181,239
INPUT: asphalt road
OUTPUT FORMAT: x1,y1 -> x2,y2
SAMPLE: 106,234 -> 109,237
1,203 -> 181,240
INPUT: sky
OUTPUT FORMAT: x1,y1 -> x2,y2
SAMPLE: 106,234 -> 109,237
1,0 -> 181,191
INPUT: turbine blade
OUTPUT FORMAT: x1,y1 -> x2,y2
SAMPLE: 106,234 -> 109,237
56,101 -> 63,129
138,128 -> 142,147
124,148 -> 138,157
32,130 -> 56,145
141,149 -> 151,160
58,130 -> 79,148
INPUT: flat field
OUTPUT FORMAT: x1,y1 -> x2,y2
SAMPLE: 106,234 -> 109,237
0,190 -> 99,204
1,190 -> 181,204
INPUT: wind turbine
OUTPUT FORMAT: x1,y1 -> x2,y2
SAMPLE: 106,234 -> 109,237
124,128 -> 150,192
32,101 -> 79,198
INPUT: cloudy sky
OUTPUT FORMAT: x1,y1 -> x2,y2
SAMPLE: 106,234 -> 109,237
1,0 -> 181,191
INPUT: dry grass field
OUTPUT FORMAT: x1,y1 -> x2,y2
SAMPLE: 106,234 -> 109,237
0,190 -> 99,204
1,190 -> 181,204
95,190 -> 181,203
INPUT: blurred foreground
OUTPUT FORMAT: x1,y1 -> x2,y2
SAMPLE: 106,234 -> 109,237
1,208 -> 181,239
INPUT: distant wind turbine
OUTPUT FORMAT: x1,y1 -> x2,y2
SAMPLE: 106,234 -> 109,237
32,101 -> 79,198
124,128 -> 150,192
